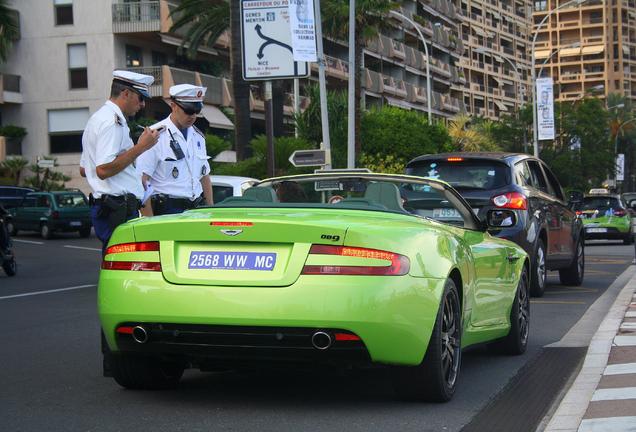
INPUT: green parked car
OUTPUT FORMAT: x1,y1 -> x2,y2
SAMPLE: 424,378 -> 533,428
574,191 -> 633,244
99,172 -> 530,402
7,191 -> 92,239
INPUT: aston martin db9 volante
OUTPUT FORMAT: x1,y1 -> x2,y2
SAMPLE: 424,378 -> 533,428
99,172 -> 529,402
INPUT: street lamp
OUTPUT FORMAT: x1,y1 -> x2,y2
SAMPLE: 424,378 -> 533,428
537,42 -> 581,77
389,10 -> 432,124
531,0 -> 589,158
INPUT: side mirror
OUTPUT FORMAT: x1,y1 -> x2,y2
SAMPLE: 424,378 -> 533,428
487,210 -> 516,228
630,200 -> 636,210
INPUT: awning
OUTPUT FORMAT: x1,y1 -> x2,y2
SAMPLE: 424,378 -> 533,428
493,54 -> 504,63
385,96 -> 412,110
473,27 -> 487,37
502,78 -> 514,85
581,45 -> 604,55
560,47 -> 582,56
490,75 -> 502,85
494,100 -> 507,111
491,11 -> 500,19
624,45 -> 630,55
201,104 -> 234,130
535,50 -> 551,59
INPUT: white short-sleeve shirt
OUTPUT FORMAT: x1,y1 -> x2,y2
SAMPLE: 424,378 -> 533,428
81,101 -> 144,199
136,116 -> 210,200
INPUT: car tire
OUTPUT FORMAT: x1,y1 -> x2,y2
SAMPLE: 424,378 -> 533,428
2,255 -> 17,277
392,278 -> 462,402
559,237 -> 584,286
79,227 -> 91,238
530,238 -> 546,297
7,221 -> 17,236
623,231 -> 633,245
40,223 -> 52,240
490,268 -> 529,355
111,354 -> 184,390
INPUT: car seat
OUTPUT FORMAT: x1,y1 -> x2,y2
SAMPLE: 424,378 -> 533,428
242,186 -> 278,202
364,182 -> 406,212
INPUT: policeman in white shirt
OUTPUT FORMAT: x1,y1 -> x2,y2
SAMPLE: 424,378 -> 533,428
81,70 -> 160,252
137,84 -> 213,216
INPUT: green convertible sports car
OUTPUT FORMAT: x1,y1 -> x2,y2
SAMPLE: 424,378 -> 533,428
99,172 -> 530,402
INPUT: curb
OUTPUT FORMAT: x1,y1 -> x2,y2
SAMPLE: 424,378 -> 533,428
542,267 -> 636,431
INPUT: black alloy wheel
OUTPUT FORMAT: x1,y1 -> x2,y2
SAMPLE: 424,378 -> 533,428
392,278 -> 462,402
530,238 -> 546,297
491,268 -> 529,355
559,237 -> 584,286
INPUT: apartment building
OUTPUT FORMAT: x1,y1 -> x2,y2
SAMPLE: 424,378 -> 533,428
533,0 -> 636,103
459,0 -> 532,118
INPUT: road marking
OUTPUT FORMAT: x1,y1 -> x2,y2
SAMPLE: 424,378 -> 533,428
587,258 -> 630,264
604,363 -> 636,375
546,288 -> 598,295
584,270 -> 617,275
64,245 -> 101,252
591,387 -> 636,401
0,284 -> 96,300
620,322 -> 636,330
12,239 -> 44,245
531,300 -> 587,305
626,311 -> 636,318
580,416 -> 636,431
614,335 -> 636,346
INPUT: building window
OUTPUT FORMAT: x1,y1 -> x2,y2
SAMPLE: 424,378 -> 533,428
152,50 -> 167,66
126,45 -> 143,67
534,0 -> 547,11
54,0 -> 73,25
68,43 -> 87,89
48,108 -> 89,153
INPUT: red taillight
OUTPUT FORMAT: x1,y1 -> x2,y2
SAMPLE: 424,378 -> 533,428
105,241 -> 159,255
614,209 -> 627,217
101,261 -> 161,271
210,221 -> 253,226
492,192 -> 527,210
116,326 -> 134,334
301,245 -> 410,276
102,241 -> 161,271
334,332 -> 361,341
447,157 -> 464,162
575,211 -> 582,215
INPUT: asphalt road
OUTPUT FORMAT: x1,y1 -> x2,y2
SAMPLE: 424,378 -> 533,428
0,233 -> 634,432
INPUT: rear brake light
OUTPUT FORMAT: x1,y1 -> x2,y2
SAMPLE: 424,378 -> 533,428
105,241 -> 159,255
103,241 -> 161,271
101,261 -> 161,271
447,157 -> 464,162
334,332 -> 361,341
210,221 -> 253,226
492,192 -> 527,210
614,209 -> 627,217
301,245 -> 410,276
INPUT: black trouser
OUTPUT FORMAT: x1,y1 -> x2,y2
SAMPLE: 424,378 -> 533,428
151,195 -> 203,215
0,216 -> 9,252
90,194 -> 140,255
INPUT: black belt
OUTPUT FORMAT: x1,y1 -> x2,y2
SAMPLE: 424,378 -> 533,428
152,195 -> 199,209
90,193 -> 140,206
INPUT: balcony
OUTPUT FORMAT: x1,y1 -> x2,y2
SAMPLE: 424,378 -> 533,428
0,74 -> 22,104
112,1 -> 161,33
363,69 -> 384,94
382,76 -> 408,99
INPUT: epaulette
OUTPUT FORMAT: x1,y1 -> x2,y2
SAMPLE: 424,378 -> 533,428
193,125 -> 205,138
114,114 -> 123,126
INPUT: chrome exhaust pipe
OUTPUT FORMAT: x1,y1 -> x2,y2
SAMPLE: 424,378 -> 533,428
132,326 -> 149,344
311,331 -> 332,350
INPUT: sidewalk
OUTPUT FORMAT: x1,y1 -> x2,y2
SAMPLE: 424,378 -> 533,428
544,267 -> 636,432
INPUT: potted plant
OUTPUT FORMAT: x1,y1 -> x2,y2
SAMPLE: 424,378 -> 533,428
0,125 -> 27,155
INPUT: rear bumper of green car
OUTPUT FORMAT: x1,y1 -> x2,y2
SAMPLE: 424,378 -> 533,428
583,216 -> 631,239
98,271 -> 447,366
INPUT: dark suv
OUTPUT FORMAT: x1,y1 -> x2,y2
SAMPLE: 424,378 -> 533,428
406,152 -> 584,297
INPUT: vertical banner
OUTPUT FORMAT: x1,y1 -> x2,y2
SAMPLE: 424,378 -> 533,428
536,77 -> 555,140
617,153 -> 625,181
288,0 -> 317,62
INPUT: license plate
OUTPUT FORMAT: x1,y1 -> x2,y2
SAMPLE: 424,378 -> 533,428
586,228 -> 607,233
188,251 -> 276,271
69,221 -> 82,227
433,208 -> 461,218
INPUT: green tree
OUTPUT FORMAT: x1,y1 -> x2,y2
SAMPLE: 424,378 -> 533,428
447,114 -> 500,152
321,0 -> 399,155
0,0 -> 18,63
169,0 -> 252,160
23,157 -> 71,191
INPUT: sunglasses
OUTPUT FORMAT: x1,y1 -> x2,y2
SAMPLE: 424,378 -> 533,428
128,90 -> 144,103
176,102 -> 202,116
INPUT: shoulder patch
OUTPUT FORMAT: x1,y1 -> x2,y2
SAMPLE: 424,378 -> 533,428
193,125 -> 205,138
114,114 -> 123,126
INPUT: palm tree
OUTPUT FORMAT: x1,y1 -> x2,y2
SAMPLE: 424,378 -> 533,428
321,0 -> 399,157
0,0 -> 19,63
169,0 -> 252,160
448,114 -> 499,152
1,157 -> 28,185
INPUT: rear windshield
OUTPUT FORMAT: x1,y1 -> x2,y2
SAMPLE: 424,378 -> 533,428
406,159 -> 510,190
54,194 -> 88,208
575,197 -> 622,211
